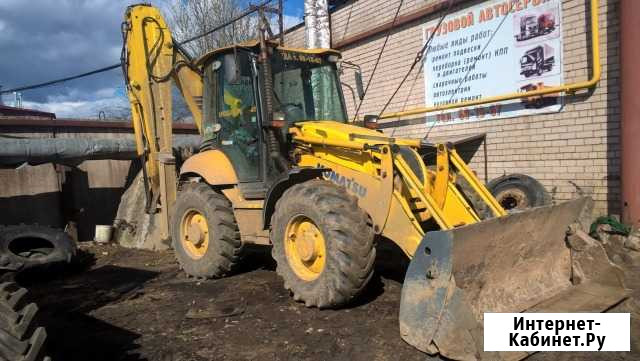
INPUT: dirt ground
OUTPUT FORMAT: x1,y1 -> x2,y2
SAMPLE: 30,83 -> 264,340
14,242 -> 640,361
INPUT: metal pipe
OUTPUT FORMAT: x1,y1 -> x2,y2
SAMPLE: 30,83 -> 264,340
621,0 -> 640,227
0,138 -> 200,167
379,0 -> 602,120
305,0 -> 331,49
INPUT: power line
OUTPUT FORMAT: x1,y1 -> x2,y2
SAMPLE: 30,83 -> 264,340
377,0 -> 454,118
178,0 -> 274,46
0,64 -> 120,94
352,0 -> 404,122
1,0 -> 276,95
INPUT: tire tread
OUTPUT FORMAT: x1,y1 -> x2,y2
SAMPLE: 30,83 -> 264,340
171,183 -> 243,278
271,179 -> 375,308
0,283 -> 47,361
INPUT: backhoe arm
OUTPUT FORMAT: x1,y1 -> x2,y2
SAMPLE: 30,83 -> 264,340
122,4 -> 203,238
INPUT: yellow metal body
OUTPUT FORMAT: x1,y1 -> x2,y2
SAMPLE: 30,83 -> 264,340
180,149 -> 239,185
292,120 -> 507,256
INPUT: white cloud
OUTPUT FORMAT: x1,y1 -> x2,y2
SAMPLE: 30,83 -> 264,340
22,87 -> 130,119
2,1 -> 303,119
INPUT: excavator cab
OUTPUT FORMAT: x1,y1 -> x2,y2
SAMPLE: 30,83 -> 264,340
197,42 -> 348,185
201,50 -> 261,182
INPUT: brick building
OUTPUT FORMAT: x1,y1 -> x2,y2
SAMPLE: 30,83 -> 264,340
285,0 -> 621,216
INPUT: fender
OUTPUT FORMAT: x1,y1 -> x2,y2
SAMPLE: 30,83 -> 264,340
179,149 -> 238,185
262,167 -> 327,229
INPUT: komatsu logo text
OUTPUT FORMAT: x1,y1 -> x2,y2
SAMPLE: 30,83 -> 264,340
322,171 -> 367,198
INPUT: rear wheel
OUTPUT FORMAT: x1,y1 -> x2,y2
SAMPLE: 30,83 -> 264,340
171,183 -> 242,278
271,179 -> 375,308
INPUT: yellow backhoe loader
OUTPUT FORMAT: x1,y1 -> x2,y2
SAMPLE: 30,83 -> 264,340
121,4 -> 626,360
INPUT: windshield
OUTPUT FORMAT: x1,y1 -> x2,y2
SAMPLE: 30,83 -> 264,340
271,50 -> 347,123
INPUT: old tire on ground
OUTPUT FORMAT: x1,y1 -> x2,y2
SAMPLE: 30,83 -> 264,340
271,179 -> 375,308
0,225 -> 76,271
488,173 -> 551,212
171,183 -> 242,278
0,282 -> 48,361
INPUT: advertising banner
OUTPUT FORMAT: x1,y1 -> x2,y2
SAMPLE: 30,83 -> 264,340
423,0 -> 564,125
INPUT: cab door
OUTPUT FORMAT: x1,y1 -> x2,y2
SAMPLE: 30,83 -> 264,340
202,51 -> 263,184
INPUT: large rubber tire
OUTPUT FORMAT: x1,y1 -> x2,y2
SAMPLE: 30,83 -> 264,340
171,183 -> 243,278
0,282 -> 48,361
271,179 -> 375,308
0,225 -> 76,271
488,173 -> 551,212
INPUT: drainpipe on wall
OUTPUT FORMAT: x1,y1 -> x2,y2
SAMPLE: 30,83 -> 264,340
304,0 -> 331,48
621,0 -> 640,228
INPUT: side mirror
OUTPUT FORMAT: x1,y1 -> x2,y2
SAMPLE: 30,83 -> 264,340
363,114 -> 379,129
354,71 -> 365,100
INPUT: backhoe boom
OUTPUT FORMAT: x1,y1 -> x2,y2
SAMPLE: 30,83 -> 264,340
122,4 -> 203,238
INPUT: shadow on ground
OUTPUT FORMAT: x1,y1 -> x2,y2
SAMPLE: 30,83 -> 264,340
13,239 -> 640,361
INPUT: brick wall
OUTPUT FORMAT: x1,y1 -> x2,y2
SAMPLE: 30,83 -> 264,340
285,0 -> 620,215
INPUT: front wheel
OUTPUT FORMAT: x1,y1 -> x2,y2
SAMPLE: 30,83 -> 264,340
271,179 -> 375,308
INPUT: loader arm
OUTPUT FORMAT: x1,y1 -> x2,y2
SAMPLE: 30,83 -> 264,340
290,121 -> 626,361
122,4 -> 204,238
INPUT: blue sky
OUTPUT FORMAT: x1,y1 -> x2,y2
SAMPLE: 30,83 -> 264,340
286,0 -> 305,18
0,0 -> 305,118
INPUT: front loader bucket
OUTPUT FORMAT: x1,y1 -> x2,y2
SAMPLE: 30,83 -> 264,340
399,197 -> 627,361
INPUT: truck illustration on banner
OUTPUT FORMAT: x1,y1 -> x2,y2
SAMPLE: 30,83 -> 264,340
515,13 -> 556,41
520,44 -> 555,78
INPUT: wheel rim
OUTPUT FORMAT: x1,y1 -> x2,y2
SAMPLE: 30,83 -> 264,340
284,215 -> 326,281
180,209 -> 209,259
496,189 -> 529,211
